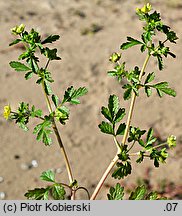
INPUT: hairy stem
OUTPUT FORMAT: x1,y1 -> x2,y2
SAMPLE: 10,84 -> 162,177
90,54 -> 151,200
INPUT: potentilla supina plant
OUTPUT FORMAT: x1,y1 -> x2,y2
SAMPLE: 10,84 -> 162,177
3,3 -> 178,200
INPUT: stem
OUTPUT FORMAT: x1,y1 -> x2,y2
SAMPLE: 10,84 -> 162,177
75,187 -> 91,200
45,59 -> 50,70
41,81 -> 74,184
127,141 -> 136,152
90,154 -> 119,200
152,142 -> 167,149
113,136 -> 121,152
71,190 -> 76,200
90,54 -> 151,200
129,152 -> 150,157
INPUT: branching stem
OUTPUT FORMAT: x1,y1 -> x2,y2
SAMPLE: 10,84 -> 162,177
41,81 -> 74,185
90,54 -> 151,200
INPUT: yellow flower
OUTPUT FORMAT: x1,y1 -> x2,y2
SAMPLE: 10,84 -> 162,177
136,3 -> 152,14
3,105 -> 11,120
141,3 -> 152,13
11,24 -> 25,35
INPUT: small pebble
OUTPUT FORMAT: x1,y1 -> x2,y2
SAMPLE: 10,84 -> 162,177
31,160 -> 38,168
20,163 -> 29,170
0,177 -> 4,183
0,192 -> 6,200
55,168 -> 62,174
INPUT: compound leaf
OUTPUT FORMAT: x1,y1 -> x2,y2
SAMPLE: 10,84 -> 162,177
152,82 -> 176,97
98,121 -> 114,135
108,95 -> 119,118
9,61 -> 31,72
52,95 -> 59,107
44,80 -> 52,95
52,184 -> 66,200
116,123 -> 126,136
114,108 -> 125,123
145,72 -> 155,84
112,161 -> 132,179
129,185 -> 147,200
40,170 -> 55,183
42,35 -> 60,44
101,106 -> 112,122
24,188 -> 49,200
120,37 -> 143,50
62,86 -> 88,104
107,183 -> 124,200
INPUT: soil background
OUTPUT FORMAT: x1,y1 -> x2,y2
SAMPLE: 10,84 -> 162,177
0,0 -> 182,199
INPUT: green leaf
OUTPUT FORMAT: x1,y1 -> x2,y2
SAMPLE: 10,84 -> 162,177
128,127 -> 146,142
30,106 -> 42,118
146,128 -> 157,145
108,95 -> 119,118
159,87 -> 176,97
145,72 -> 155,84
18,122 -> 29,131
34,109 -> 42,117
24,188 -> 49,200
138,139 -> 145,147
44,81 -> 52,95
37,128 -> 44,141
43,131 -> 52,145
52,95 -> 59,107
42,35 -> 60,44
157,55 -> 164,70
129,185 -> 147,200
98,121 -> 114,135
140,44 -> 147,52
71,87 -> 88,104
52,184 -> 66,200
136,151 -> 144,163
9,61 -> 31,72
101,107 -> 112,122
107,183 -> 124,200
62,86 -> 88,104
146,191 -> 158,200
166,31 -> 178,43
9,39 -> 21,46
25,71 -> 33,80
150,148 -> 168,167
40,170 -> 55,183
55,106 -> 69,125
114,108 -> 125,123
43,47 -> 61,60
120,37 -> 143,50
33,119 -> 52,145
153,82 -> 176,97
123,85 -> 132,100
116,123 -> 126,136
112,161 -> 132,179
145,86 -> 152,97
146,128 -> 153,143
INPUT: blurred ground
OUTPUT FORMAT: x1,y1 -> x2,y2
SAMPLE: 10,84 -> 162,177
0,0 -> 181,199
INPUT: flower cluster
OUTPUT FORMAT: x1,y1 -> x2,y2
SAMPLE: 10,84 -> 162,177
3,105 -> 11,120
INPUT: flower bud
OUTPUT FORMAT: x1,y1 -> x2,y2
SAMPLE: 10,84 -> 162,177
109,52 -> 121,63
167,135 -> 176,148
11,24 -> 25,35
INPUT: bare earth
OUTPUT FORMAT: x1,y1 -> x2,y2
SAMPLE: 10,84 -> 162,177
0,0 -> 182,199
